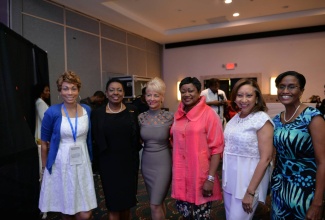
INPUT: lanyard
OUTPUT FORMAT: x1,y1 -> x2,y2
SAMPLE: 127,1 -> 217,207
62,104 -> 78,143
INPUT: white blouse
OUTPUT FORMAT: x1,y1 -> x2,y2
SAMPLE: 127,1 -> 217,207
222,111 -> 274,203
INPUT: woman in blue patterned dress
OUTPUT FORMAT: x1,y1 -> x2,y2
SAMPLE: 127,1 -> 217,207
271,71 -> 325,220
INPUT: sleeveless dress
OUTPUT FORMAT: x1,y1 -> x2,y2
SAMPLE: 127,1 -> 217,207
271,107 -> 323,219
138,109 -> 173,204
39,107 -> 97,214
223,111 -> 273,203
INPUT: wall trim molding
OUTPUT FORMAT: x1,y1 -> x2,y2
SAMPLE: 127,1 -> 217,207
165,25 -> 325,49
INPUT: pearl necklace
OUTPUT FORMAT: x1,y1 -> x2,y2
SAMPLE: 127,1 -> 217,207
107,103 -> 122,113
283,103 -> 301,123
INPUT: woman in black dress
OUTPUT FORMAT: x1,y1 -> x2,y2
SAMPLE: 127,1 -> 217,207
92,78 -> 142,220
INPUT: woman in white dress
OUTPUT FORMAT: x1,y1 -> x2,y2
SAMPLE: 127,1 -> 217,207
222,78 -> 274,220
39,71 -> 97,220
34,83 -> 50,143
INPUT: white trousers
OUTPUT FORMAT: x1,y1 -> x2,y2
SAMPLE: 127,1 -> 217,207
223,191 -> 258,220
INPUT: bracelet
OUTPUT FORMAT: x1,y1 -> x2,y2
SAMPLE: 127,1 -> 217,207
246,191 -> 255,197
207,175 -> 215,183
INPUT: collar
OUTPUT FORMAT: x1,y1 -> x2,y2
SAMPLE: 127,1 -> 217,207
174,96 -> 207,121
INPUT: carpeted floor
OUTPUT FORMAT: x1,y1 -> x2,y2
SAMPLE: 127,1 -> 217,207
41,170 -> 271,220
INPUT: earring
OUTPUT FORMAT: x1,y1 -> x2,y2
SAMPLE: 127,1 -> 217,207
79,95 -> 81,101
57,95 -> 60,101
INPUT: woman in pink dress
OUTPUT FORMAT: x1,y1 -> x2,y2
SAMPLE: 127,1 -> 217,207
170,77 -> 224,219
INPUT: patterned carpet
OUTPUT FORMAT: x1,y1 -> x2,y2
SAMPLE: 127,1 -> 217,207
42,170 -> 271,220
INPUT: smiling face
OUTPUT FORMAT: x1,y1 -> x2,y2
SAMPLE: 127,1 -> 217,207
106,82 -> 124,105
277,75 -> 303,106
60,82 -> 79,104
145,88 -> 163,110
180,83 -> 200,110
235,84 -> 257,117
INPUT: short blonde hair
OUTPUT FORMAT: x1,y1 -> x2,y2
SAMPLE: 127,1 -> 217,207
146,77 -> 166,95
56,70 -> 81,92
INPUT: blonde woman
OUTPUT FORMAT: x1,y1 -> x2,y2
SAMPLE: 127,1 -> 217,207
138,77 -> 173,220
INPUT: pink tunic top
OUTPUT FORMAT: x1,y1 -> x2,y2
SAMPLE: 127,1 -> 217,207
171,96 -> 224,205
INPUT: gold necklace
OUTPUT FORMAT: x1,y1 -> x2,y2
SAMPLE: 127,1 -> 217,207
284,103 -> 301,122
107,103 -> 122,113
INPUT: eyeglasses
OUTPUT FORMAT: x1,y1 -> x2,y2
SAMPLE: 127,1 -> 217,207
277,85 -> 300,91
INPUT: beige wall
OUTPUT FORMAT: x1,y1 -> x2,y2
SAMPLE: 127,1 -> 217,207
162,32 -> 325,113
11,0 -> 162,105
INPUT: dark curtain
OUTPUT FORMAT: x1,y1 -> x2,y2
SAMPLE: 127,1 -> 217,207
0,22 -> 49,218
34,45 -> 50,105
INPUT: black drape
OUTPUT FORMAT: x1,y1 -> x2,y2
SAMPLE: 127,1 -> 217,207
0,22 -> 49,218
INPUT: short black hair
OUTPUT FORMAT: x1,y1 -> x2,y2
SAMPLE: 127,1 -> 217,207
179,77 -> 201,92
208,78 -> 220,87
93,90 -> 105,98
141,87 -> 146,95
34,83 -> 49,100
105,78 -> 125,91
275,71 -> 306,90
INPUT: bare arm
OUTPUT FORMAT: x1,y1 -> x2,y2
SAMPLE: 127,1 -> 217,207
206,100 -> 226,106
41,140 -> 49,169
242,120 -> 274,213
306,115 -> 325,220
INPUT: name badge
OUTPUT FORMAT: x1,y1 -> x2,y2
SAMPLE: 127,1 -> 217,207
70,144 -> 82,165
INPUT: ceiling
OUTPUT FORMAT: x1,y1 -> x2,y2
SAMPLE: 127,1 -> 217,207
49,0 -> 325,44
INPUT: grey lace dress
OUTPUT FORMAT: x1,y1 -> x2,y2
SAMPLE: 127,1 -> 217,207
138,109 -> 173,204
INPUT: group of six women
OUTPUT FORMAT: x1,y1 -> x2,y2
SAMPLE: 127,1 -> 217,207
38,70 -> 324,220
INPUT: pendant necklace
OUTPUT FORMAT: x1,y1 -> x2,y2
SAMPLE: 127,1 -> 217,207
107,103 -> 122,113
283,103 -> 301,123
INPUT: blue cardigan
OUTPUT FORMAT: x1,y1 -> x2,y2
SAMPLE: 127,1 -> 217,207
41,103 -> 92,174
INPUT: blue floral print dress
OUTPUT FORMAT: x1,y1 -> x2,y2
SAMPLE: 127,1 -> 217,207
271,107 -> 323,219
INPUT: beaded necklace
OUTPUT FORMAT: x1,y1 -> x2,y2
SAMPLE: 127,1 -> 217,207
107,103 -> 122,113
283,103 -> 301,123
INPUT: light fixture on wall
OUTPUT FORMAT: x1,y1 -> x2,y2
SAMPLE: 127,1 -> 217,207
270,77 -> 277,95
177,81 -> 181,101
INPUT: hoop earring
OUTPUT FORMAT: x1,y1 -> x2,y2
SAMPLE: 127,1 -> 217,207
79,95 -> 81,101
57,95 -> 60,101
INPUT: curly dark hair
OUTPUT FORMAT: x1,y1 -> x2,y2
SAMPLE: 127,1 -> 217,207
56,70 -> 81,92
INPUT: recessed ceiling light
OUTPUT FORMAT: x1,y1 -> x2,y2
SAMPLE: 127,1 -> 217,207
233,12 -> 240,17
225,0 -> 232,3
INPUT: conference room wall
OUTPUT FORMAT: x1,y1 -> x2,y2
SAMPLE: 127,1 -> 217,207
163,32 -> 325,113
10,0 -> 162,105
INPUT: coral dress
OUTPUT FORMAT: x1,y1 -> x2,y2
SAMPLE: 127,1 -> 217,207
171,96 -> 224,205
